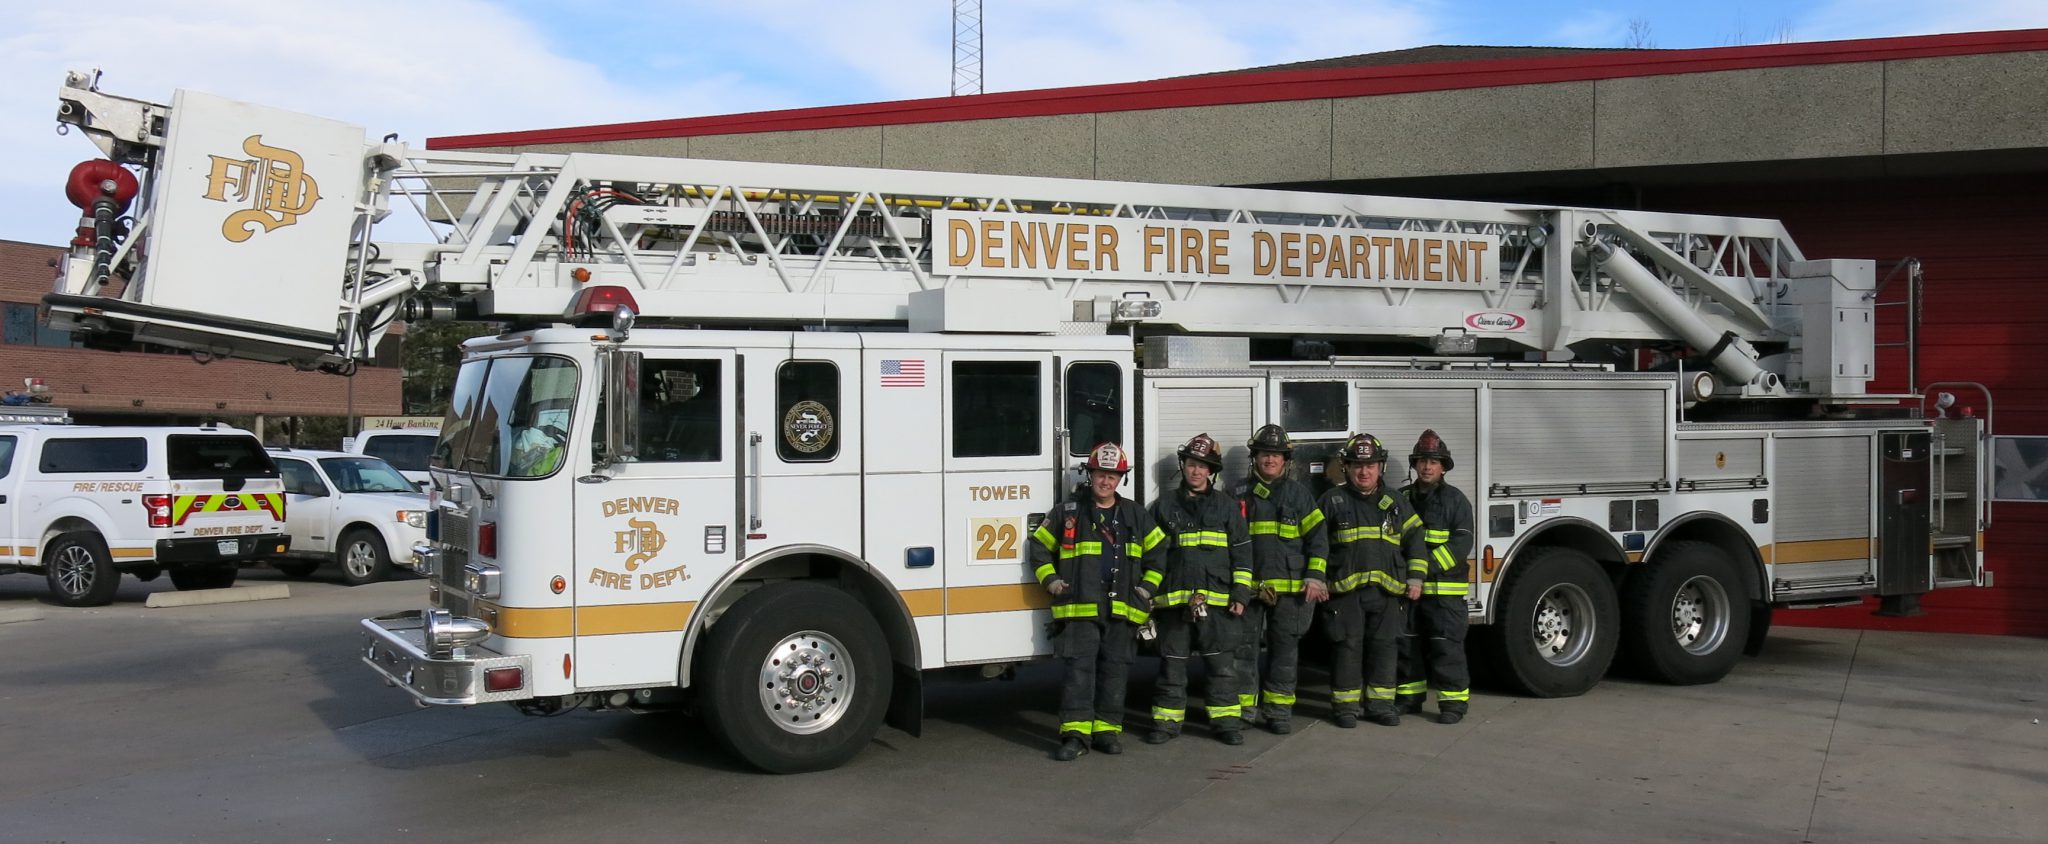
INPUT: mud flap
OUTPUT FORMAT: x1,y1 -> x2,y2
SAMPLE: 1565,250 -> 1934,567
1742,601 -> 1772,657
887,660 -> 922,737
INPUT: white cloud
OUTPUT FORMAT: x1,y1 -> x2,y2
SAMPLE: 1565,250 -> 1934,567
0,0 -> 796,244
1795,0 -> 2048,40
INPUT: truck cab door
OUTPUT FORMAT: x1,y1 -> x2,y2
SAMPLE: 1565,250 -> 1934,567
573,349 -> 736,690
941,351 -> 1056,664
0,435 -> 17,563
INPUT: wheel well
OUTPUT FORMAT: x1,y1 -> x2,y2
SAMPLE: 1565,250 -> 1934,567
1491,518 -> 1627,623
338,523 -> 382,545
679,546 -> 919,690
38,518 -> 103,558
1648,513 -> 1767,602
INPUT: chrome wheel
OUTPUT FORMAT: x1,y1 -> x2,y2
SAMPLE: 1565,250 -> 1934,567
758,630 -> 854,735
342,540 -> 379,580
52,544 -> 97,597
1532,582 -> 1595,667
1671,574 -> 1731,656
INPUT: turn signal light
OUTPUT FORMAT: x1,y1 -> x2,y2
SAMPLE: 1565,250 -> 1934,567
143,495 -> 172,528
478,522 -> 498,558
484,666 -> 524,693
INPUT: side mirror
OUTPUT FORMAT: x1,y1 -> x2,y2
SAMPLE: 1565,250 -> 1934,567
600,348 -> 642,465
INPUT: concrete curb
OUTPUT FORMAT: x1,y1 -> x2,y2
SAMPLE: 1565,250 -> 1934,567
144,584 -> 290,608
0,607 -> 46,624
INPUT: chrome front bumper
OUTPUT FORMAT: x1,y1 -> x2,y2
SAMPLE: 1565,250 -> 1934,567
360,611 -> 532,705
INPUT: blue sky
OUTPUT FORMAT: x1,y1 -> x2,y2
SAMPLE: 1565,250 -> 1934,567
3,0 -> 2045,244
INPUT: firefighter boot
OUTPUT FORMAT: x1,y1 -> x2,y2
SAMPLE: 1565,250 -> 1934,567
1054,736 -> 1088,761
1092,732 -> 1124,754
1144,729 -> 1176,745
1217,728 -> 1244,746
1332,713 -> 1358,729
1438,710 -> 1464,725
1368,711 -> 1401,727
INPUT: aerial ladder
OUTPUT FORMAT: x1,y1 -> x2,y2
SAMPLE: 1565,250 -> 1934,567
49,72 -> 1874,402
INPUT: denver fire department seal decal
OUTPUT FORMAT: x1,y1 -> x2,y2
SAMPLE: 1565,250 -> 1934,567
782,400 -> 835,454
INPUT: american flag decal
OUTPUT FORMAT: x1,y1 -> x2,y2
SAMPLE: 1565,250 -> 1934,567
880,358 -> 926,387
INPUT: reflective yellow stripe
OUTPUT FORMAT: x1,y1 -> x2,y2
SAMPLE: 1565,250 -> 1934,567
1231,570 -> 1253,587
1175,530 -> 1229,547
1033,524 -> 1058,552
1434,547 -> 1458,570
1300,508 -> 1325,532
1205,704 -> 1243,719
1060,720 -> 1095,735
1248,521 -> 1303,539
1438,690 -> 1471,702
1140,527 -> 1168,552
1111,600 -> 1150,624
1307,557 -> 1327,574
1034,563 -> 1057,582
1424,529 -> 1452,542
1333,527 -> 1383,543
1401,514 -> 1422,532
1335,570 -> 1405,594
1152,707 -> 1185,722
1422,581 -> 1471,596
1238,694 -> 1257,708
1408,559 -> 1430,574
1396,681 -> 1427,694
1125,543 -> 1145,557
1261,578 -> 1304,593
1368,687 -> 1397,700
1060,541 -> 1104,558
1157,589 -> 1232,607
1141,569 -> 1164,588
1052,603 -> 1098,619
1261,690 -> 1296,705
1091,719 -> 1123,734
1331,689 -> 1363,703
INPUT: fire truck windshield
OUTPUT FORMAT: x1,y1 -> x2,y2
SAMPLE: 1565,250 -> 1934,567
432,355 -> 581,479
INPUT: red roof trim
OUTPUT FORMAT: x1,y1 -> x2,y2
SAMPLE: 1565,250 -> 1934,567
432,28 -> 2048,150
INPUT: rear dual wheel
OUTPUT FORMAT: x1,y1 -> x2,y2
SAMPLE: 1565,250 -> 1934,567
1489,547 -> 1620,698
1621,541 -> 1750,685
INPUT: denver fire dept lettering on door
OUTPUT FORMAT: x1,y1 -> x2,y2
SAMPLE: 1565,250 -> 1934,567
587,496 -> 692,591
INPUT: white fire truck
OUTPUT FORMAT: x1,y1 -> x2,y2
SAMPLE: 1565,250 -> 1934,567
47,73 -> 1989,772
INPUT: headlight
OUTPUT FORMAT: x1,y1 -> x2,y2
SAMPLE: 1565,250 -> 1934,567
400,510 -> 427,529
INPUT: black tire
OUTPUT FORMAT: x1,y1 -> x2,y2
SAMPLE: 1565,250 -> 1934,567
273,559 -> 321,578
1492,546 -> 1620,698
44,532 -> 119,607
170,566 -> 238,591
336,529 -> 392,586
1621,541 -> 1752,685
697,581 -> 891,773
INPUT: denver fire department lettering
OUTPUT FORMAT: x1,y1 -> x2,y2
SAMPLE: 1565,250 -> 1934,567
203,134 -> 321,243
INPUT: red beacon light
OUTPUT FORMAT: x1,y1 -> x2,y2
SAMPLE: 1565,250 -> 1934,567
566,285 -> 639,335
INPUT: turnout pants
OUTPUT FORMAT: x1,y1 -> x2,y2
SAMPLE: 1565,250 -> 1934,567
1323,589 -> 1406,717
1232,596 -> 1316,726
1397,595 -> 1471,714
1151,608 -> 1244,734
1055,619 -> 1138,737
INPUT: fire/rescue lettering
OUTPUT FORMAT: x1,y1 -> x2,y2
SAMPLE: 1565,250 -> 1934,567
970,484 -> 1032,501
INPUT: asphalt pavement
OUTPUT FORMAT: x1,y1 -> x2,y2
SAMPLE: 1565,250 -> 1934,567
0,570 -> 2042,843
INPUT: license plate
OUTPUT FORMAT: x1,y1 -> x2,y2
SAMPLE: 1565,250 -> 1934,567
217,539 -> 239,555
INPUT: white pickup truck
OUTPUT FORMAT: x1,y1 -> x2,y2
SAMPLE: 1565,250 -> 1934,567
265,449 -> 428,585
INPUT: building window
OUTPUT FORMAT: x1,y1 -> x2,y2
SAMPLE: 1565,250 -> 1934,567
776,361 -> 840,462
953,360 -> 1041,458
2,302 -> 79,348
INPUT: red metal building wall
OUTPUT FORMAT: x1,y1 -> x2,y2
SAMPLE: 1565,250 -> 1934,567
1647,173 -> 2047,636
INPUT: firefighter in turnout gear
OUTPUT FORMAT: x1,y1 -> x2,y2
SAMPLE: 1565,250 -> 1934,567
1030,442 -> 1167,761
1144,433 -> 1254,746
1231,424 -> 1330,735
1396,430 -> 1476,724
1315,433 -> 1430,727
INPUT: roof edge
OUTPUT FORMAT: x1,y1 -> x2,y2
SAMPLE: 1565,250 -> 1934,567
431,27 -> 2048,150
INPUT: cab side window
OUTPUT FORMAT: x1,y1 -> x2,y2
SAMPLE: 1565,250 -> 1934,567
1065,362 -> 1122,456
0,436 -> 15,479
639,359 -> 723,463
953,360 -> 1041,458
39,438 -> 147,473
277,459 -> 328,497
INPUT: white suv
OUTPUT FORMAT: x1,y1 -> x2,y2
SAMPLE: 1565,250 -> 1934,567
266,449 -> 428,585
0,425 -> 289,605
348,428 -> 438,490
